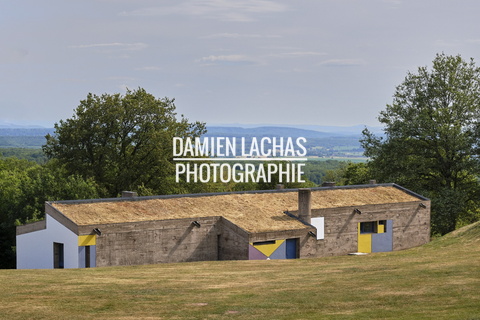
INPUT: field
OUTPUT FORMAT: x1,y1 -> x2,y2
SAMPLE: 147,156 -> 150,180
1,222 -> 479,320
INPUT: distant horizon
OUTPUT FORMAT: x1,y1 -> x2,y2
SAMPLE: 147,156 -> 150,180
0,119 -> 383,133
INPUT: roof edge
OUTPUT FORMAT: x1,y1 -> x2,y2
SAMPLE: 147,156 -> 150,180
47,182 -> 425,205
391,183 -> 430,201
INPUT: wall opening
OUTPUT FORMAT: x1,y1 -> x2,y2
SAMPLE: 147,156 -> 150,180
85,246 -> 91,268
53,242 -> 64,269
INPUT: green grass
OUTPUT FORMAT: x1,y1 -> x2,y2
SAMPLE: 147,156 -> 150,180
1,222 -> 479,320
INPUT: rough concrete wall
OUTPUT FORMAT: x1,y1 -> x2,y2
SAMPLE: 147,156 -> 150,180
91,217 -> 222,267
308,200 -> 430,257
218,218 -> 249,261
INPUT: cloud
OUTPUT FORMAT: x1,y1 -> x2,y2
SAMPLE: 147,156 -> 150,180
466,39 -> 480,44
107,76 -> 137,81
69,42 -> 148,51
318,59 -> 367,67
272,51 -> 327,58
197,54 -> 258,65
201,33 -> 281,39
135,66 -> 163,71
121,0 -> 288,22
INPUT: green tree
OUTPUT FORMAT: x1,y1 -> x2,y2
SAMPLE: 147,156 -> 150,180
43,88 -> 206,197
0,158 -> 100,268
341,162 -> 372,185
361,53 -> 480,235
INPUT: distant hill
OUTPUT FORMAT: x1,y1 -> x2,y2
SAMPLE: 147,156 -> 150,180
0,125 -> 367,159
204,126 -> 365,159
205,126 -> 333,139
0,128 -> 54,136
208,123 -> 383,135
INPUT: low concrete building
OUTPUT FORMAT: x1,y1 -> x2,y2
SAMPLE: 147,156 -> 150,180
16,183 -> 430,269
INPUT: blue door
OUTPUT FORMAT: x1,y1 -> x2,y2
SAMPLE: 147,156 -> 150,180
286,238 -> 298,259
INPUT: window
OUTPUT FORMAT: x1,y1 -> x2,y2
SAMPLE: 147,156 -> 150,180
378,220 -> 386,233
360,221 -> 387,234
53,242 -> 64,269
360,221 -> 376,234
85,246 -> 91,268
253,240 -> 276,246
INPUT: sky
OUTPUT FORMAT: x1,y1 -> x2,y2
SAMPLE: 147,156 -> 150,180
1,0 -> 480,128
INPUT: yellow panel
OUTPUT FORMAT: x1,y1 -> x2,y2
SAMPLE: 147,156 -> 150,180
251,240 -> 285,257
78,235 -> 96,246
358,223 -> 371,253
377,222 -> 385,234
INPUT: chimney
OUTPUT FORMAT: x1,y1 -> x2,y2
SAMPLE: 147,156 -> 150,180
298,188 -> 312,224
121,191 -> 137,198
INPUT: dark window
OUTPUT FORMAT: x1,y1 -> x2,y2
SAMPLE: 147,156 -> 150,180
360,221 -> 377,234
53,242 -> 64,269
85,246 -> 91,268
253,240 -> 276,246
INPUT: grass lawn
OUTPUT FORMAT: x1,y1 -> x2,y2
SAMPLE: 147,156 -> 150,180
1,222 -> 479,320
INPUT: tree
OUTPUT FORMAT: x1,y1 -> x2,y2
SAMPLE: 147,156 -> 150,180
341,162 -> 372,186
361,53 -> 480,235
0,158 -> 99,268
43,88 -> 206,197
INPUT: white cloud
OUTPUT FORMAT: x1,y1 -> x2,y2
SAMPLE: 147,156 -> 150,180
466,39 -> 480,44
319,59 -> 367,67
197,54 -> 258,65
121,0 -> 288,22
107,76 -> 137,81
201,33 -> 281,39
272,51 -> 327,58
135,66 -> 163,71
69,42 -> 148,51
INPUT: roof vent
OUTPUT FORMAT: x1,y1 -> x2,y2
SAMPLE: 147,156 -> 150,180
121,191 -> 137,198
321,181 -> 335,187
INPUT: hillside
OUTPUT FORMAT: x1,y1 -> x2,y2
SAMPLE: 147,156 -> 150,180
205,126 -> 333,138
1,222 -> 479,319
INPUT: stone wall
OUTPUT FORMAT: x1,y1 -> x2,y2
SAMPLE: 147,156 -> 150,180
307,200 -> 431,256
75,200 -> 430,266
218,218 -> 249,261
78,216 -> 253,267
82,216 -> 222,267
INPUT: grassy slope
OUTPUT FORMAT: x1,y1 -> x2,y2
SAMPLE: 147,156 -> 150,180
1,223 -> 479,320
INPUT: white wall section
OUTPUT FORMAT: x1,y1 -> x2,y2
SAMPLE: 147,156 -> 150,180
17,214 -> 78,269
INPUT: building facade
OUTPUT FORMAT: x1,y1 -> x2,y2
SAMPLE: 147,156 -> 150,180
16,183 -> 430,269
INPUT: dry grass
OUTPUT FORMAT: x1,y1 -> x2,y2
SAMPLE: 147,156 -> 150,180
2,222 -> 479,320
52,186 -> 420,233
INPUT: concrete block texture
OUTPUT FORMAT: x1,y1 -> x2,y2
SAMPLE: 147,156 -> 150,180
95,217 -> 222,267
308,200 -> 430,257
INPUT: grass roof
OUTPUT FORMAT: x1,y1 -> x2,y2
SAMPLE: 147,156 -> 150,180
51,186 -> 420,233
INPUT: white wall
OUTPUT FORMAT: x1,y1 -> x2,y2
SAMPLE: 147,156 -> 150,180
17,214 -> 79,269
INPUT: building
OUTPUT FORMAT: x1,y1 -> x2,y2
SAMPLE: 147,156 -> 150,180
16,183 -> 430,269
